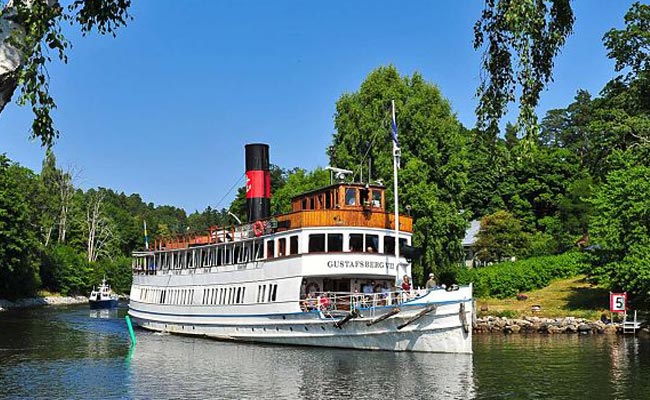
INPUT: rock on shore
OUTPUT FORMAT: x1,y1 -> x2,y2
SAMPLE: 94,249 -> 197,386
473,316 -> 647,335
0,296 -> 88,312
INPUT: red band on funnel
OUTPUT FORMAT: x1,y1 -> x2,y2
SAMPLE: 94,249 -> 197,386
246,170 -> 270,198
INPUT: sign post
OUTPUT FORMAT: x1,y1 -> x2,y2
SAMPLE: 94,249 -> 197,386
610,292 -> 627,313
610,292 -> 627,324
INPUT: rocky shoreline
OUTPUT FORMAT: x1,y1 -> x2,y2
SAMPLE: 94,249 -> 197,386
0,296 -> 89,312
474,316 -> 649,335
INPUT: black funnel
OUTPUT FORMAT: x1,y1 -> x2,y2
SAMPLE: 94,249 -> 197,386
245,143 -> 270,221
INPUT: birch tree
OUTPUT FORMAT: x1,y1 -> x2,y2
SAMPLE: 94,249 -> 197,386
85,189 -> 117,262
0,0 -> 130,146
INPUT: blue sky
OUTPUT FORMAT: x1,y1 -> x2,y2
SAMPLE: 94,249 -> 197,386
0,1 -> 637,213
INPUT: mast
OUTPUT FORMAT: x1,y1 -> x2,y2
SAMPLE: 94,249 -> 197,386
392,100 -> 401,283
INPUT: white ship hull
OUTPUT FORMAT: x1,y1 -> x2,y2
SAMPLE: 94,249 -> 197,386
129,270 -> 472,353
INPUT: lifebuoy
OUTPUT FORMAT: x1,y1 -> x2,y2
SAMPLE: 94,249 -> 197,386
253,221 -> 264,237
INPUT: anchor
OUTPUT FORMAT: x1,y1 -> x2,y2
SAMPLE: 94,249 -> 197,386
334,309 -> 359,329
397,305 -> 437,330
366,307 -> 401,326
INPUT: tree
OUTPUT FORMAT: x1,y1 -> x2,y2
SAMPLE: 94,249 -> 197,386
0,154 -> 41,298
474,210 -> 528,264
0,0 -> 131,146
474,0 -> 575,142
589,161 -> 650,303
271,167 -> 330,215
603,2 -> 650,84
328,66 -> 469,278
84,189 -> 118,262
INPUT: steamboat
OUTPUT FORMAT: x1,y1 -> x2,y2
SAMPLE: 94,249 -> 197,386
129,143 -> 473,353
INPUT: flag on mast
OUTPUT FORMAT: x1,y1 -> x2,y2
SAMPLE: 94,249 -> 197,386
391,102 -> 399,147
143,220 -> 149,250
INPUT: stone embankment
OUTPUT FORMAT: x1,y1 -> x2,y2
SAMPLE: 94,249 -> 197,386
474,316 -> 649,335
0,296 -> 88,312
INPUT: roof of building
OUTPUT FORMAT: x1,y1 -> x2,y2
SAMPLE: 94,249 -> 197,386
462,219 -> 481,247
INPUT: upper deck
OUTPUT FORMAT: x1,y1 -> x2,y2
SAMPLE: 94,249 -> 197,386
152,183 -> 412,251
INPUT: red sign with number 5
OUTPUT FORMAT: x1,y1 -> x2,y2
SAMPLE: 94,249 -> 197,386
610,292 -> 626,313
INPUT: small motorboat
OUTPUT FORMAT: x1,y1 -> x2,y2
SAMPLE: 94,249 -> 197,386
89,279 -> 119,309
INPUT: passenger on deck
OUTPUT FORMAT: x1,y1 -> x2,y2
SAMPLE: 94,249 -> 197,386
318,293 -> 331,311
302,293 -> 316,311
426,273 -> 437,289
401,275 -> 411,302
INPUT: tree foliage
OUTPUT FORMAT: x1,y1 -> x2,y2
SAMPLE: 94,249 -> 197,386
474,0 -> 575,141
474,210 -> 528,264
328,66 -> 469,280
1,0 -> 131,146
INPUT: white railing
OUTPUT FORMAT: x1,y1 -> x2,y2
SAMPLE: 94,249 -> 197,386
300,290 -> 422,317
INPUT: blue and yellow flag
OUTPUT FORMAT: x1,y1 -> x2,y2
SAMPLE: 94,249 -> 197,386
143,220 -> 149,250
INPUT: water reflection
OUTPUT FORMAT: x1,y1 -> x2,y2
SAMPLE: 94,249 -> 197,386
128,334 -> 474,400
473,334 -> 650,400
89,308 -> 120,319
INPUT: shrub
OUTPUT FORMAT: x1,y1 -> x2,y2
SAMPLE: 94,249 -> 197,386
455,252 -> 588,299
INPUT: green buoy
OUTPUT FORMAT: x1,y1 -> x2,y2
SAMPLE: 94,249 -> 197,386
125,315 -> 136,345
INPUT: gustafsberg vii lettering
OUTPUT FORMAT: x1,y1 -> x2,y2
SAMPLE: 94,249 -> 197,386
327,260 -> 395,269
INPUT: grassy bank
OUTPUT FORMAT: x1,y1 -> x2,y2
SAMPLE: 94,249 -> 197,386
475,275 -> 610,320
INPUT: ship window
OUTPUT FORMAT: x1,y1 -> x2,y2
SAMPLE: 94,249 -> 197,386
241,287 -> 246,303
345,188 -> 357,206
325,191 -> 332,209
310,196 -> 315,209
261,285 -> 266,302
267,285 -> 273,302
302,198 -> 307,210
289,236 -> 299,255
349,234 -> 363,252
234,244 -> 241,263
366,235 -> 379,252
372,190 -> 382,208
384,236 -> 395,254
225,245 -> 232,264
237,287 -> 242,303
327,234 -> 343,252
278,238 -> 286,257
266,240 -> 275,259
308,234 -> 325,252
360,188 -> 370,207
216,247 -> 222,266
271,284 -> 278,302
255,240 -> 264,260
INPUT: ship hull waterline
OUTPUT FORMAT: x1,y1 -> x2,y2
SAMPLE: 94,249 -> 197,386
128,294 -> 473,354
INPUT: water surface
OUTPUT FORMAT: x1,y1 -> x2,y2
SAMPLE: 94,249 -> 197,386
1,306 -> 648,399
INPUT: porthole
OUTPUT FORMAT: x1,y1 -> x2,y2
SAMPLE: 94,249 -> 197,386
289,327 -> 293,332
304,326 -> 309,331
321,326 -> 326,331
